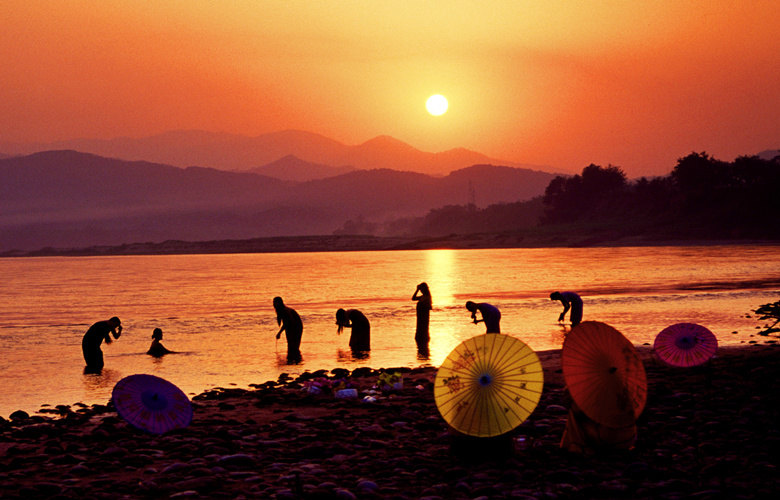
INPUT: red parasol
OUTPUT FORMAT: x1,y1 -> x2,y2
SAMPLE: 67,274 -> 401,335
112,374 -> 193,434
562,321 -> 647,428
654,322 -> 718,368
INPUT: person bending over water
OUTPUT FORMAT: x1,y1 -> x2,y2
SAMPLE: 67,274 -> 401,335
550,291 -> 583,327
82,316 -> 121,373
465,301 -> 501,334
147,328 -> 173,357
336,308 -> 370,352
274,296 -> 303,363
412,282 -> 432,345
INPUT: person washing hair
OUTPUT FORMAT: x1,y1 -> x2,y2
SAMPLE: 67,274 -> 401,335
82,316 -> 121,373
465,301 -> 501,334
412,282 -> 432,344
336,308 -> 370,352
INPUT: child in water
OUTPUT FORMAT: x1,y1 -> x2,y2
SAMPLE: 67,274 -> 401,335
147,328 -> 173,357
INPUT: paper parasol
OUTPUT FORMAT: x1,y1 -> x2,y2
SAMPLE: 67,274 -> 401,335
112,374 -> 193,434
562,321 -> 647,428
654,322 -> 718,367
434,334 -> 544,437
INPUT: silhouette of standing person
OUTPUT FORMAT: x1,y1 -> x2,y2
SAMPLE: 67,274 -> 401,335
550,291 -> 583,327
412,282 -> 432,351
274,296 -> 303,363
147,328 -> 173,357
336,308 -> 370,352
82,316 -> 122,373
466,301 -> 501,333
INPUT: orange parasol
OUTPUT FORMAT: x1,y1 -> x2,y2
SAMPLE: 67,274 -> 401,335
434,334 -> 544,437
654,323 -> 718,367
562,321 -> 647,428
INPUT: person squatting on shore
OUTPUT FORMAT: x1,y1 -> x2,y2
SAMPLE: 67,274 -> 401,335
551,291 -> 583,327
274,296 -> 303,363
465,301 -> 501,334
82,316 -> 121,373
336,308 -> 370,352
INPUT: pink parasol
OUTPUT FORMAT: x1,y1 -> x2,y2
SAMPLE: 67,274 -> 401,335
112,374 -> 193,434
654,323 -> 718,368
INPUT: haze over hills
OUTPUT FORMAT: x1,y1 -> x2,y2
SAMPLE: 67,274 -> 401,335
250,155 -> 355,182
0,151 -> 555,251
0,129 -> 550,178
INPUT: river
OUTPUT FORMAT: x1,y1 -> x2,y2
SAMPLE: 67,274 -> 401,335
1,245 -> 778,417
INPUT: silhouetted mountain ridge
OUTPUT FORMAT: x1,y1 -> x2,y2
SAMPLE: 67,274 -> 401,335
0,129 -> 545,177
0,150 -> 555,250
249,155 -> 355,181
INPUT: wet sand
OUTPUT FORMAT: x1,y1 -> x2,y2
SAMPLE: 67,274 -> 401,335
1,344 -> 778,499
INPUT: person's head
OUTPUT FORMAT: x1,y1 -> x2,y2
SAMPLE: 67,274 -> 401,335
550,292 -> 562,301
273,296 -> 284,311
335,308 -> 346,334
465,301 -> 477,312
418,282 -> 430,296
109,316 -> 122,337
152,328 -> 163,340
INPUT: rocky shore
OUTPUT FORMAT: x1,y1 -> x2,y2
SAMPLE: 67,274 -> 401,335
1,344 -> 778,499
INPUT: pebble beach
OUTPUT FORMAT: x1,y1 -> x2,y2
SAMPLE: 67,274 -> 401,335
1,343 -> 778,499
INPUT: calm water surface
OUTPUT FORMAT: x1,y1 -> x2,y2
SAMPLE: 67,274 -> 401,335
1,246 -> 778,417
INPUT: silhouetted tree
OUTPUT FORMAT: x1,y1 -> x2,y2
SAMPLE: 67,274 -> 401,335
542,164 -> 627,223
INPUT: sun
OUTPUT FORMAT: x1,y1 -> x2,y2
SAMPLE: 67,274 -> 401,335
426,94 -> 448,116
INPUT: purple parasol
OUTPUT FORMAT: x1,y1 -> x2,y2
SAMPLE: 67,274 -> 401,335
654,323 -> 718,368
112,374 -> 193,434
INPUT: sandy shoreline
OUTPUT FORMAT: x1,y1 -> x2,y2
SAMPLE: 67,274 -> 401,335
1,344 -> 778,499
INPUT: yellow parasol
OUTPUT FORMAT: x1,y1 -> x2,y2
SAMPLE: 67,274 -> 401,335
434,334 -> 544,437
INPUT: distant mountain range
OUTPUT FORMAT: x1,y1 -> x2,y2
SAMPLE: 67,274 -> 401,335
0,150 -> 556,251
249,155 -> 356,181
0,129 -> 548,178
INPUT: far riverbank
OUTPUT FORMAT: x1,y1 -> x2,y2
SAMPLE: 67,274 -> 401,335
1,232 -> 777,258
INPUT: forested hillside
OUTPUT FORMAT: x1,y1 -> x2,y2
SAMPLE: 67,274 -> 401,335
375,152 -> 780,242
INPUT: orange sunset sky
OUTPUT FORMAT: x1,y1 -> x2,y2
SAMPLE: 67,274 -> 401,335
1,1 -> 777,177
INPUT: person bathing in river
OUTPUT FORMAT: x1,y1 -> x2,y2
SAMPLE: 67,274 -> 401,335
336,308 -> 370,352
147,328 -> 173,357
82,316 -> 122,373
274,296 -> 303,363
551,291 -> 583,327
465,301 -> 501,334
412,282 -> 432,345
